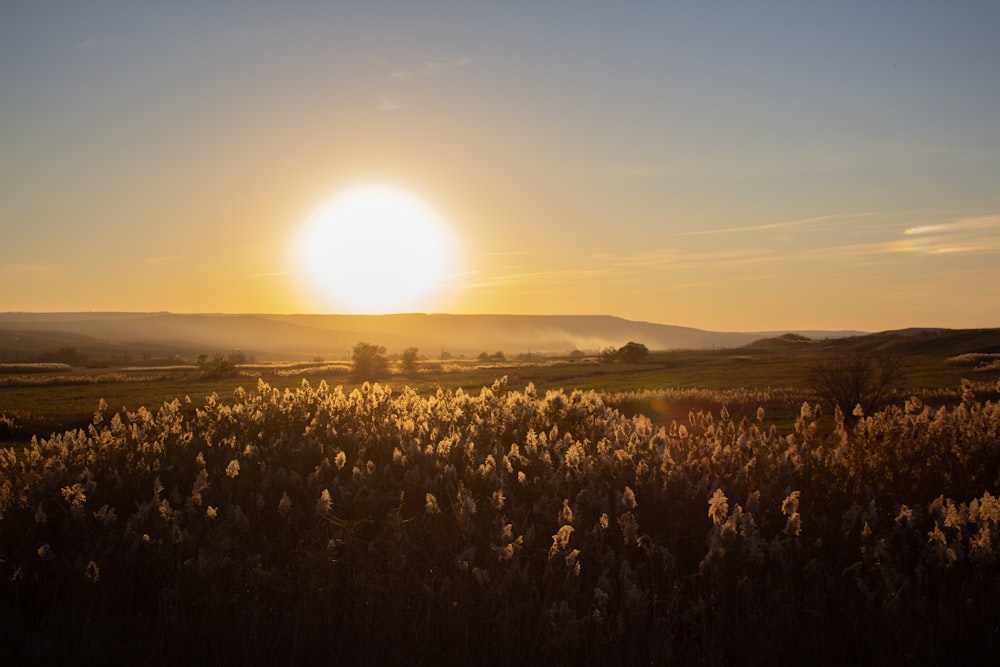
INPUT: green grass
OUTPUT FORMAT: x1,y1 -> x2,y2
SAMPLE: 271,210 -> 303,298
1,346 -> 995,445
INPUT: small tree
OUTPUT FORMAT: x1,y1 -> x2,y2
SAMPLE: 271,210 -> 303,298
38,347 -> 88,366
197,353 -> 239,378
400,347 -> 420,376
810,348 -> 904,424
351,341 -> 389,381
600,346 -> 619,363
618,341 -> 649,363
600,341 -> 649,363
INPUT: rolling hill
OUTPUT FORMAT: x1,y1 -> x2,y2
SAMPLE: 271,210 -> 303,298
0,312 -> 868,363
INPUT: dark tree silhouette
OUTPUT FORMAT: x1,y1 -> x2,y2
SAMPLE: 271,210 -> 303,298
351,342 -> 389,381
601,341 -> 649,363
618,341 -> 649,362
810,348 -> 904,424
400,347 -> 420,376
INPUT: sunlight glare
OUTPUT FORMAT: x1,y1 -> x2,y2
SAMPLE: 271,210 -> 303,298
291,184 -> 460,313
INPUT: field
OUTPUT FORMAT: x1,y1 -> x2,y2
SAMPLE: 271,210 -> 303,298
2,333 -> 1000,664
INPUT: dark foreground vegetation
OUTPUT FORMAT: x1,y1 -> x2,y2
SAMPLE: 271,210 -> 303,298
2,370 -> 1000,665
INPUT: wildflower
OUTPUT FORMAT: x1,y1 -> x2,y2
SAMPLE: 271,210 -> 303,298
84,560 -> 100,583
561,499 -> 575,524
619,511 -> 639,545
334,450 -> 347,470
226,459 -> 240,478
316,488 -> 332,516
206,506 -> 217,519
782,491 -> 801,516
622,486 -> 637,510
455,485 -> 476,523
565,549 -> 581,575
278,491 -> 292,517
708,488 -> 729,526
36,544 -> 51,558
425,493 -> 441,514
491,490 -> 505,511
895,504 -> 914,528
549,525 -> 575,559
599,513 -> 609,530
191,468 -> 209,507
61,483 -> 87,512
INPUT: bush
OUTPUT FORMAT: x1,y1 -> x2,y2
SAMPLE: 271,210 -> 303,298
601,341 -> 649,363
351,341 -> 388,380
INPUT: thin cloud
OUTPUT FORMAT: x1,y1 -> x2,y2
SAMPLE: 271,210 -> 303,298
463,266 -> 613,291
70,37 -> 119,51
389,55 -> 471,80
592,247 -> 775,270
897,213 -> 1000,254
904,214 -> 1000,236
583,164 -> 676,180
678,215 -> 842,237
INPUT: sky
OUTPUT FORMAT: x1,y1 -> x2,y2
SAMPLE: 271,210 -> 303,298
2,1 -> 999,332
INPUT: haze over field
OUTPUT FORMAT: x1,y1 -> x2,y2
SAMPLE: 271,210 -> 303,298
0,311 -> 870,362
2,2 -> 999,331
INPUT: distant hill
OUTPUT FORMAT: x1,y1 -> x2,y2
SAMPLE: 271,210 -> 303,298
0,312 -> 868,363
742,328 -> 1000,358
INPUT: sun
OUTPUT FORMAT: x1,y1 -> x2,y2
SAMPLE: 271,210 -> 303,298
291,184 -> 461,313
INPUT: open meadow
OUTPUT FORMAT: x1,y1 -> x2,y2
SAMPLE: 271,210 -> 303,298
2,332 -> 1000,664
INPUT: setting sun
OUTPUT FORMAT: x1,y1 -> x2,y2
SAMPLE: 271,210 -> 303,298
291,184 -> 461,313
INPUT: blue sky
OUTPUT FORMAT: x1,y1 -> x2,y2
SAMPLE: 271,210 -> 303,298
2,2 -> 999,330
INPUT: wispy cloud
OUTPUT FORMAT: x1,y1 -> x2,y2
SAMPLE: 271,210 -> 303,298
388,55 -> 471,80
592,247 -> 775,270
463,266 -> 614,291
677,214 -> 844,237
372,55 -> 470,110
70,37 -> 119,51
583,164 -> 676,180
895,214 -> 1000,254
904,214 -> 1000,237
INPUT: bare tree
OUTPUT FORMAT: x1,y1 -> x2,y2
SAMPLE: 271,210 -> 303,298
810,348 -> 904,424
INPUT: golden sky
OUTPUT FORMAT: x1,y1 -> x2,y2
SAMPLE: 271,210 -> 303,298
2,2 -> 999,332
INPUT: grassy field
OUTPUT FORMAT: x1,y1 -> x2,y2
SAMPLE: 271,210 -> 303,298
2,350 -> 999,664
2,335 -> 994,446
